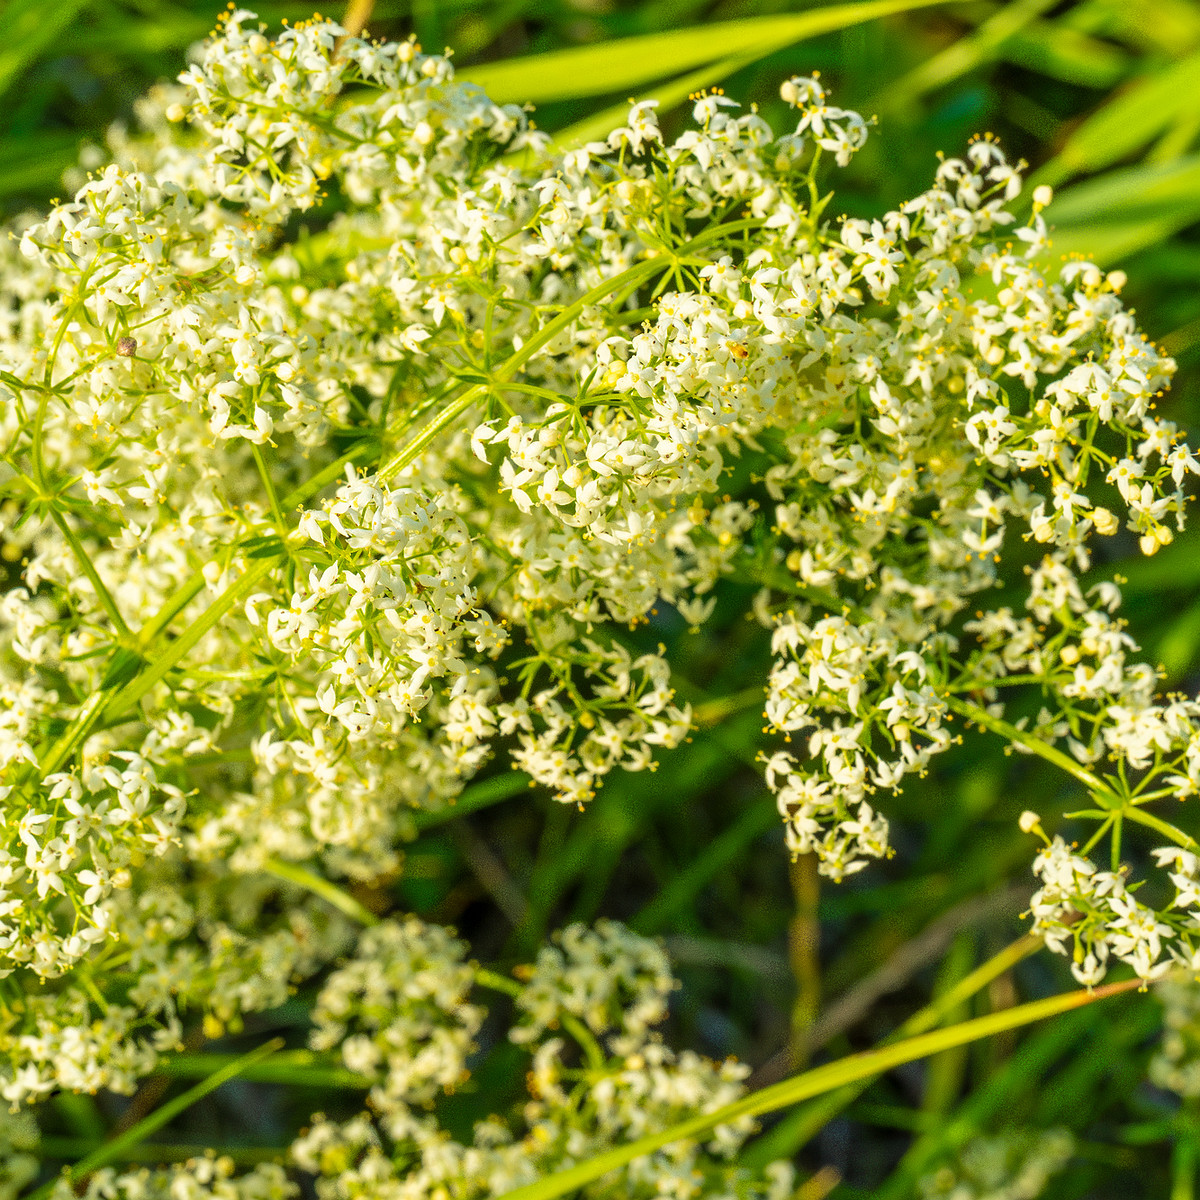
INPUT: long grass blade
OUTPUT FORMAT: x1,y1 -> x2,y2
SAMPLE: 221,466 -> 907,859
28,1038 -> 286,1200
1033,50 -> 1200,188
459,0 -> 955,106
494,977 -> 1140,1200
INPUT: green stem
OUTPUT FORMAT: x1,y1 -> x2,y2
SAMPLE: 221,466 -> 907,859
50,509 -> 132,638
476,969 -> 606,1072
133,438 -> 379,654
377,218 -> 762,482
263,858 -> 380,926
251,441 -> 287,530
734,934 -> 1042,1169
945,696 -> 1121,806
38,689 -> 110,775
28,1038 -> 285,1200
105,558 -> 276,722
1121,805 -> 1198,851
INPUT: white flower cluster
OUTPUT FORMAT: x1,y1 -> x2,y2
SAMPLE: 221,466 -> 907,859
1027,838 -> 1200,985
0,868 -> 353,1107
293,916 -> 795,1199
0,0 -> 1197,1105
310,915 -> 483,1125
919,1128 -> 1074,1200
46,1157 -> 295,1200
511,917 -> 676,1053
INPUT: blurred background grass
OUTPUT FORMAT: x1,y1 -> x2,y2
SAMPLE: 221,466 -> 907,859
17,1 -> 1200,1197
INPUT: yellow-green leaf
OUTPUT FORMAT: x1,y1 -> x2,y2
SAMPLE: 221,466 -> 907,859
546,49 -> 765,151
495,977 -> 1141,1200
458,0 -> 954,106
0,0 -> 91,101
1046,155 -> 1200,264
1033,51 -> 1200,188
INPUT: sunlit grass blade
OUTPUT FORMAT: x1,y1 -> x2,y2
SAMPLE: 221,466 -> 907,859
28,1038 -> 286,1200
495,976 -> 1141,1200
0,134 -> 80,199
880,0 -> 1058,104
739,934 -> 1043,1167
544,50 -> 763,150
1044,155 -> 1200,264
1000,22 -> 1129,89
263,858 -> 381,926
154,1049 -> 370,1090
459,0 -> 955,105
1032,50 -> 1200,189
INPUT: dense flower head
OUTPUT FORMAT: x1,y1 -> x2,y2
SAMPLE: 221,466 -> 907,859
292,916 -> 782,1199
0,2 -> 1197,1112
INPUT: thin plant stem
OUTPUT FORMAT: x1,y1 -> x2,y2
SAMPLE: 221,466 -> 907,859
740,933 -> 1043,1167
788,852 -> 821,1070
263,858 -> 380,927
49,509 -> 132,638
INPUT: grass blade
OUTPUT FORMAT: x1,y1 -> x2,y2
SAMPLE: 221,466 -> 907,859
1001,23 -> 1129,89
1045,155 -> 1200,264
1032,50 -> 1200,189
495,976 -> 1141,1199
544,50 -> 764,150
28,1038 -> 286,1200
881,0 -> 1058,103
459,0 -> 955,105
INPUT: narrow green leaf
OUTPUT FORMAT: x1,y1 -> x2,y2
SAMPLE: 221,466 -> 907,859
738,934 -> 1042,1167
28,1038 -> 286,1200
495,978 -> 1141,1200
1001,23 -> 1130,89
0,135 -> 79,199
1045,155 -> 1200,264
104,557 -> 277,721
155,1050 -> 370,1089
410,770 -> 533,832
0,0 -> 91,102
631,797 -> 777,935
100,647 -> 146,692
544,49 -> 764,151
36,1137 -> 283,1166
881,0 -> 1059,103
459,0 -> 955,105
1033,51 -> 1200,188
263,858 -> 380,927
52,15 -> 214,58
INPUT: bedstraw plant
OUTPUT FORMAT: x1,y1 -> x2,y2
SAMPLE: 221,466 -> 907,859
2,7 -> 1200,1198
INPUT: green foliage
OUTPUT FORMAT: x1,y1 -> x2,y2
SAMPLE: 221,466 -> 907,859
6,3 -> 1200,1200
